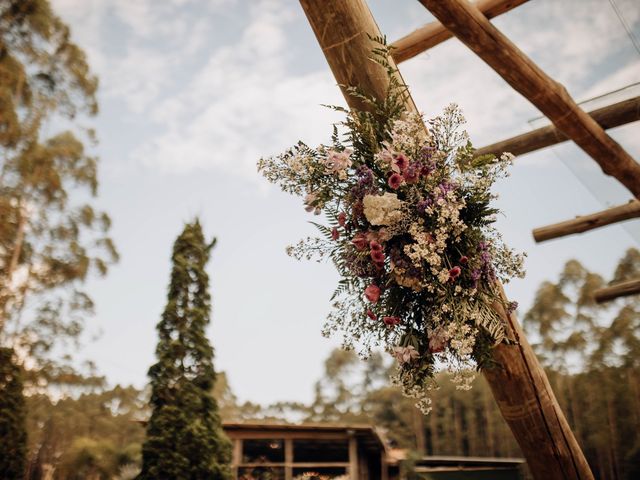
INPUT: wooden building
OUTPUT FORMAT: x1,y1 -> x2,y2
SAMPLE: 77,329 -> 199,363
223,422 -> 524,480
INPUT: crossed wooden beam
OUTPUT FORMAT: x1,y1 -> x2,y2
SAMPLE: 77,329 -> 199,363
392,0 -> 640,303
299,1 -> 639,478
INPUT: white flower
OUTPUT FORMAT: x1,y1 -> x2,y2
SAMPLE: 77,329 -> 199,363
363,193 -> 405,226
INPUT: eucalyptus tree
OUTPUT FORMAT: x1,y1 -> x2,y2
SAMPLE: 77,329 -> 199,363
524,259 -> 605,372
0,0 -> 117,384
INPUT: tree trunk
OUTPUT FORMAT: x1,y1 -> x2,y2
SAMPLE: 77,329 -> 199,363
482,383 -> 496,456
299,1 -> 593,478
412,406 -> 426,454
429,400 -> 439,454
605,389 -> 620,479
0,200 -> 26,333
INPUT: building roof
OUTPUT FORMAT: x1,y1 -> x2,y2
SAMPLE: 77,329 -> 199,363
222,421 -> 389,453
222,422 -> 525,470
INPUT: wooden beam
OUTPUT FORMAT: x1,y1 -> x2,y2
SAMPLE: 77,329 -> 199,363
418,0 -> 640,199
299,1 -> 593,479
533,200 -> 640,243
348,435 -> 359,479
476,96 -> 640,158
594,278 -> 640,303
391,0 -> 530,64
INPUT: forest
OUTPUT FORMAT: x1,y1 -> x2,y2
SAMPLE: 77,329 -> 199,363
1,1 -> 639,479
17,250 -> 640,479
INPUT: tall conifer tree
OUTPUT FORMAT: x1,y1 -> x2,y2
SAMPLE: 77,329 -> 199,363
139,220 -> 231,480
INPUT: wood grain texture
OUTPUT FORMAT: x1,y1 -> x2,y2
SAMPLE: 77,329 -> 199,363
391,0 -> 530,63
299,1 -> 594,478
476,96 -> 640,158
533,200 -> 640,243
594,278 -> 640,303
419,0 -> 640,199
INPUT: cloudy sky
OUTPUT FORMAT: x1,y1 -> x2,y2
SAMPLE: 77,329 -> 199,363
49,0 -> 639,405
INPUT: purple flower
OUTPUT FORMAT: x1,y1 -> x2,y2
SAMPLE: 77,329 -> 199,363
417,198 -> 433,213
420,145 -> 435,161
438,180 -> 457,198
403,164 -> 419,184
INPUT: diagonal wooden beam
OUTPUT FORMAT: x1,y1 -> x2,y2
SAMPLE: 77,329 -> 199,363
476,95 -> 640,158
391,0 -> 530,64
299,1 -> 593,479
532,200 -> 640,243
418,0 -> 640,199
594,278 -> 640,303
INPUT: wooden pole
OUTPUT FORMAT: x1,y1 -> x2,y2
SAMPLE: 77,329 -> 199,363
299,1 -> 594,478
532,200 -> 640,243
593,278 -> 640,303
417,0 -> 640,200
391,0 -> 530,64
476,96 -> 640,158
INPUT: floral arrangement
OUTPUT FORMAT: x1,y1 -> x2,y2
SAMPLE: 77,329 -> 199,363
258,44 -> 525,413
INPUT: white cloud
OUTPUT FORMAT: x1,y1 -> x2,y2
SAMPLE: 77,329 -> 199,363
135,0 -> 344,177
53,0 -> 237,114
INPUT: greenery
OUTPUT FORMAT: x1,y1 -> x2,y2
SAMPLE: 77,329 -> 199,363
138,220 -> 232,480
259,41 -> 525,413
0,347 -> 27,478
25,384 -> 145,479
15,249 -> 639,479
1,0 -> 116,475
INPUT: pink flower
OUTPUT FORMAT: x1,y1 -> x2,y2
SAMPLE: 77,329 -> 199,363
392,153 -> 409,173
324,149 -> 352,173
370,249 -> 385,264
364,284 -> 381,303
369,240 -> 382,252
449,266 -> 462,280
331,227 -> 339,240
403,164 -> 419,184
388,173 -> 403,190
338,212 -> 347,227
383,316 -> 401,327
351,234 -> 368,250
428,327 -> 447,353
366,309 -> 377,320
304,192 -> 317,212
459,255 -> 469,264
393,345 -> 420,364
379,148 -> 394,165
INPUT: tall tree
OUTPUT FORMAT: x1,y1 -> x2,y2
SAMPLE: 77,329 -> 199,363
139,221 -> 231,480
1,0 -> 115,474
0,347 -> 27,478
0,0 -> 117,384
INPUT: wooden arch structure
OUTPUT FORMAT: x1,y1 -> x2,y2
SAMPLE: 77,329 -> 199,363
298,0 -> 640,479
